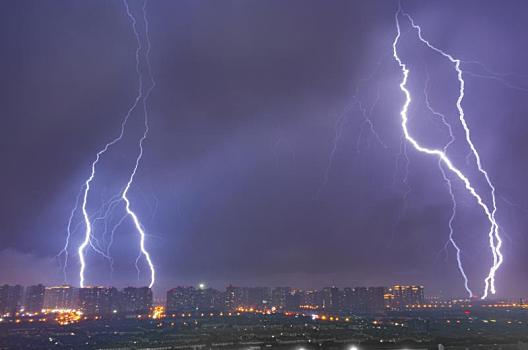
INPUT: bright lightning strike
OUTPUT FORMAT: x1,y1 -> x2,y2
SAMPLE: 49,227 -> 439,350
59,0 -> 156,288
424,72 -> 472,297
122,0 -> 156,288
392,5 -> 503,299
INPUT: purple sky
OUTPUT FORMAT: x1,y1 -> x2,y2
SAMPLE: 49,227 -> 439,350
1,0 -> 527,298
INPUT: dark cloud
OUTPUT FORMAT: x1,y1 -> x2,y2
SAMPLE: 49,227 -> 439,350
1,0 -> 527,298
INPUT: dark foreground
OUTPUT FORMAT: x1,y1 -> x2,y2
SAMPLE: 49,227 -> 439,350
1,308 -> 528,350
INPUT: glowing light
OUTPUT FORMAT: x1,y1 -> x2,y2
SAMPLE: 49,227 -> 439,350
123,0 -> 156,288
392,5 -> 502,298
69,0 -> 156,288
424,76 -> 472,297
151,306 -> 165,319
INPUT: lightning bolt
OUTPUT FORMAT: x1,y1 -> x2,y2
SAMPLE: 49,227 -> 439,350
59,0 -> 156,288
424,71 -> 472,297
122,0 -> 156,288
392,5 -> 503,299
318,56 -> 389,197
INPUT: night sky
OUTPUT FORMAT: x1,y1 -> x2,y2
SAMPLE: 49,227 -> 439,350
1,0 -> 527,298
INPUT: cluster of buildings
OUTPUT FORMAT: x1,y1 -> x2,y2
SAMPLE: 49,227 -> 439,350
0,284 -> 152,316
166,284 -> 425,314
0,283 -> 424,317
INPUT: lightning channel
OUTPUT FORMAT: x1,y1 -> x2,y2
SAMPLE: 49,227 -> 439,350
72,0 -> 145,288
122,0 -> 156,288
392,5 -> 502,299
424,72 -> 472,297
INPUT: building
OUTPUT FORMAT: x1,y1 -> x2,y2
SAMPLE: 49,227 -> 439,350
24,284 -> 45,313
390,285 -> 425,309
342,287 -> 387,314
167,286 -> 223,312
43,285 -> 78,310
0,284 -> 23,315
167,287 -> 196,312
321,287 -> 341,311
285,290 -> 302,310
301,290 -> 319,308
247,287 -> 271,308
121,287 -> 152,314
195,287 -> 224,311
78,287 -> 119,315
271,287 -> 291,309
225,285 -> 250,310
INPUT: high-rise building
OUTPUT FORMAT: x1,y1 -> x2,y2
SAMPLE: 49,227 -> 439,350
390,285 -> 425,309
301,290 -> 319,308
365,287 -> 386,313
24,284 -> 45,313
167,287 -> 196,312
121,287 -> 152,314
195,287 -> 223,311
343,286 -> 387,313
247,287 -> 271,308
167,286 -> 223,312
271,287 -> 291,309
44,285 -> 78,310
78,287 -> 119,315
285,290 -> 302,310
321,287 -> 341,311
225,285 -> 250,310
0,285 -> 23,315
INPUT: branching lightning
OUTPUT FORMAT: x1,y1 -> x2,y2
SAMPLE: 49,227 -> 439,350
123,0 -> 156,288
59,0 -> 156,289
392,5 -> 503,298
424,71 -> 472,297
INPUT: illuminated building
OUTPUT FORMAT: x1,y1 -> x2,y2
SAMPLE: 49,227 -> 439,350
226,285 -> 247,310
78,286 -> 119,315
121,287 -> 152,314
391,285 -> 425,309
166,285 -> 223,312
44,285 -> 78,310
24,284 -> 45,313
301,290 -> 319,308
0,284 -> 23,315
166,287 -> 196,312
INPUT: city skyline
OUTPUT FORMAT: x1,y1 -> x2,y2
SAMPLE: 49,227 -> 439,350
1,0 -> 528,300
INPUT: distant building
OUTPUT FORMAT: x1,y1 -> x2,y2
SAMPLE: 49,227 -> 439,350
167,287 -> 196,312
301,290 -> 319,308
225,285 -> 250,310
271,287 -> 291,309
0,284 -> 24,315
121,287 -> 152,314
24,284 -> 45,313
364,287 -> 386,313
195,287 -> 223,311
285,290 -> 302,310
390,285 -> 425,308
343,287 -> 387,313
247,287 -> 271,308
44,285 -> 78,310
167,286 -> 223,312
321,287 -> 341,311
78,287 -> 119,315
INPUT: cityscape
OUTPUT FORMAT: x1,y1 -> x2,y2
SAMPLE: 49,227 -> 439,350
2,0 -> 528,349
1,283 -> 528,349
1,283 -> 426,317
